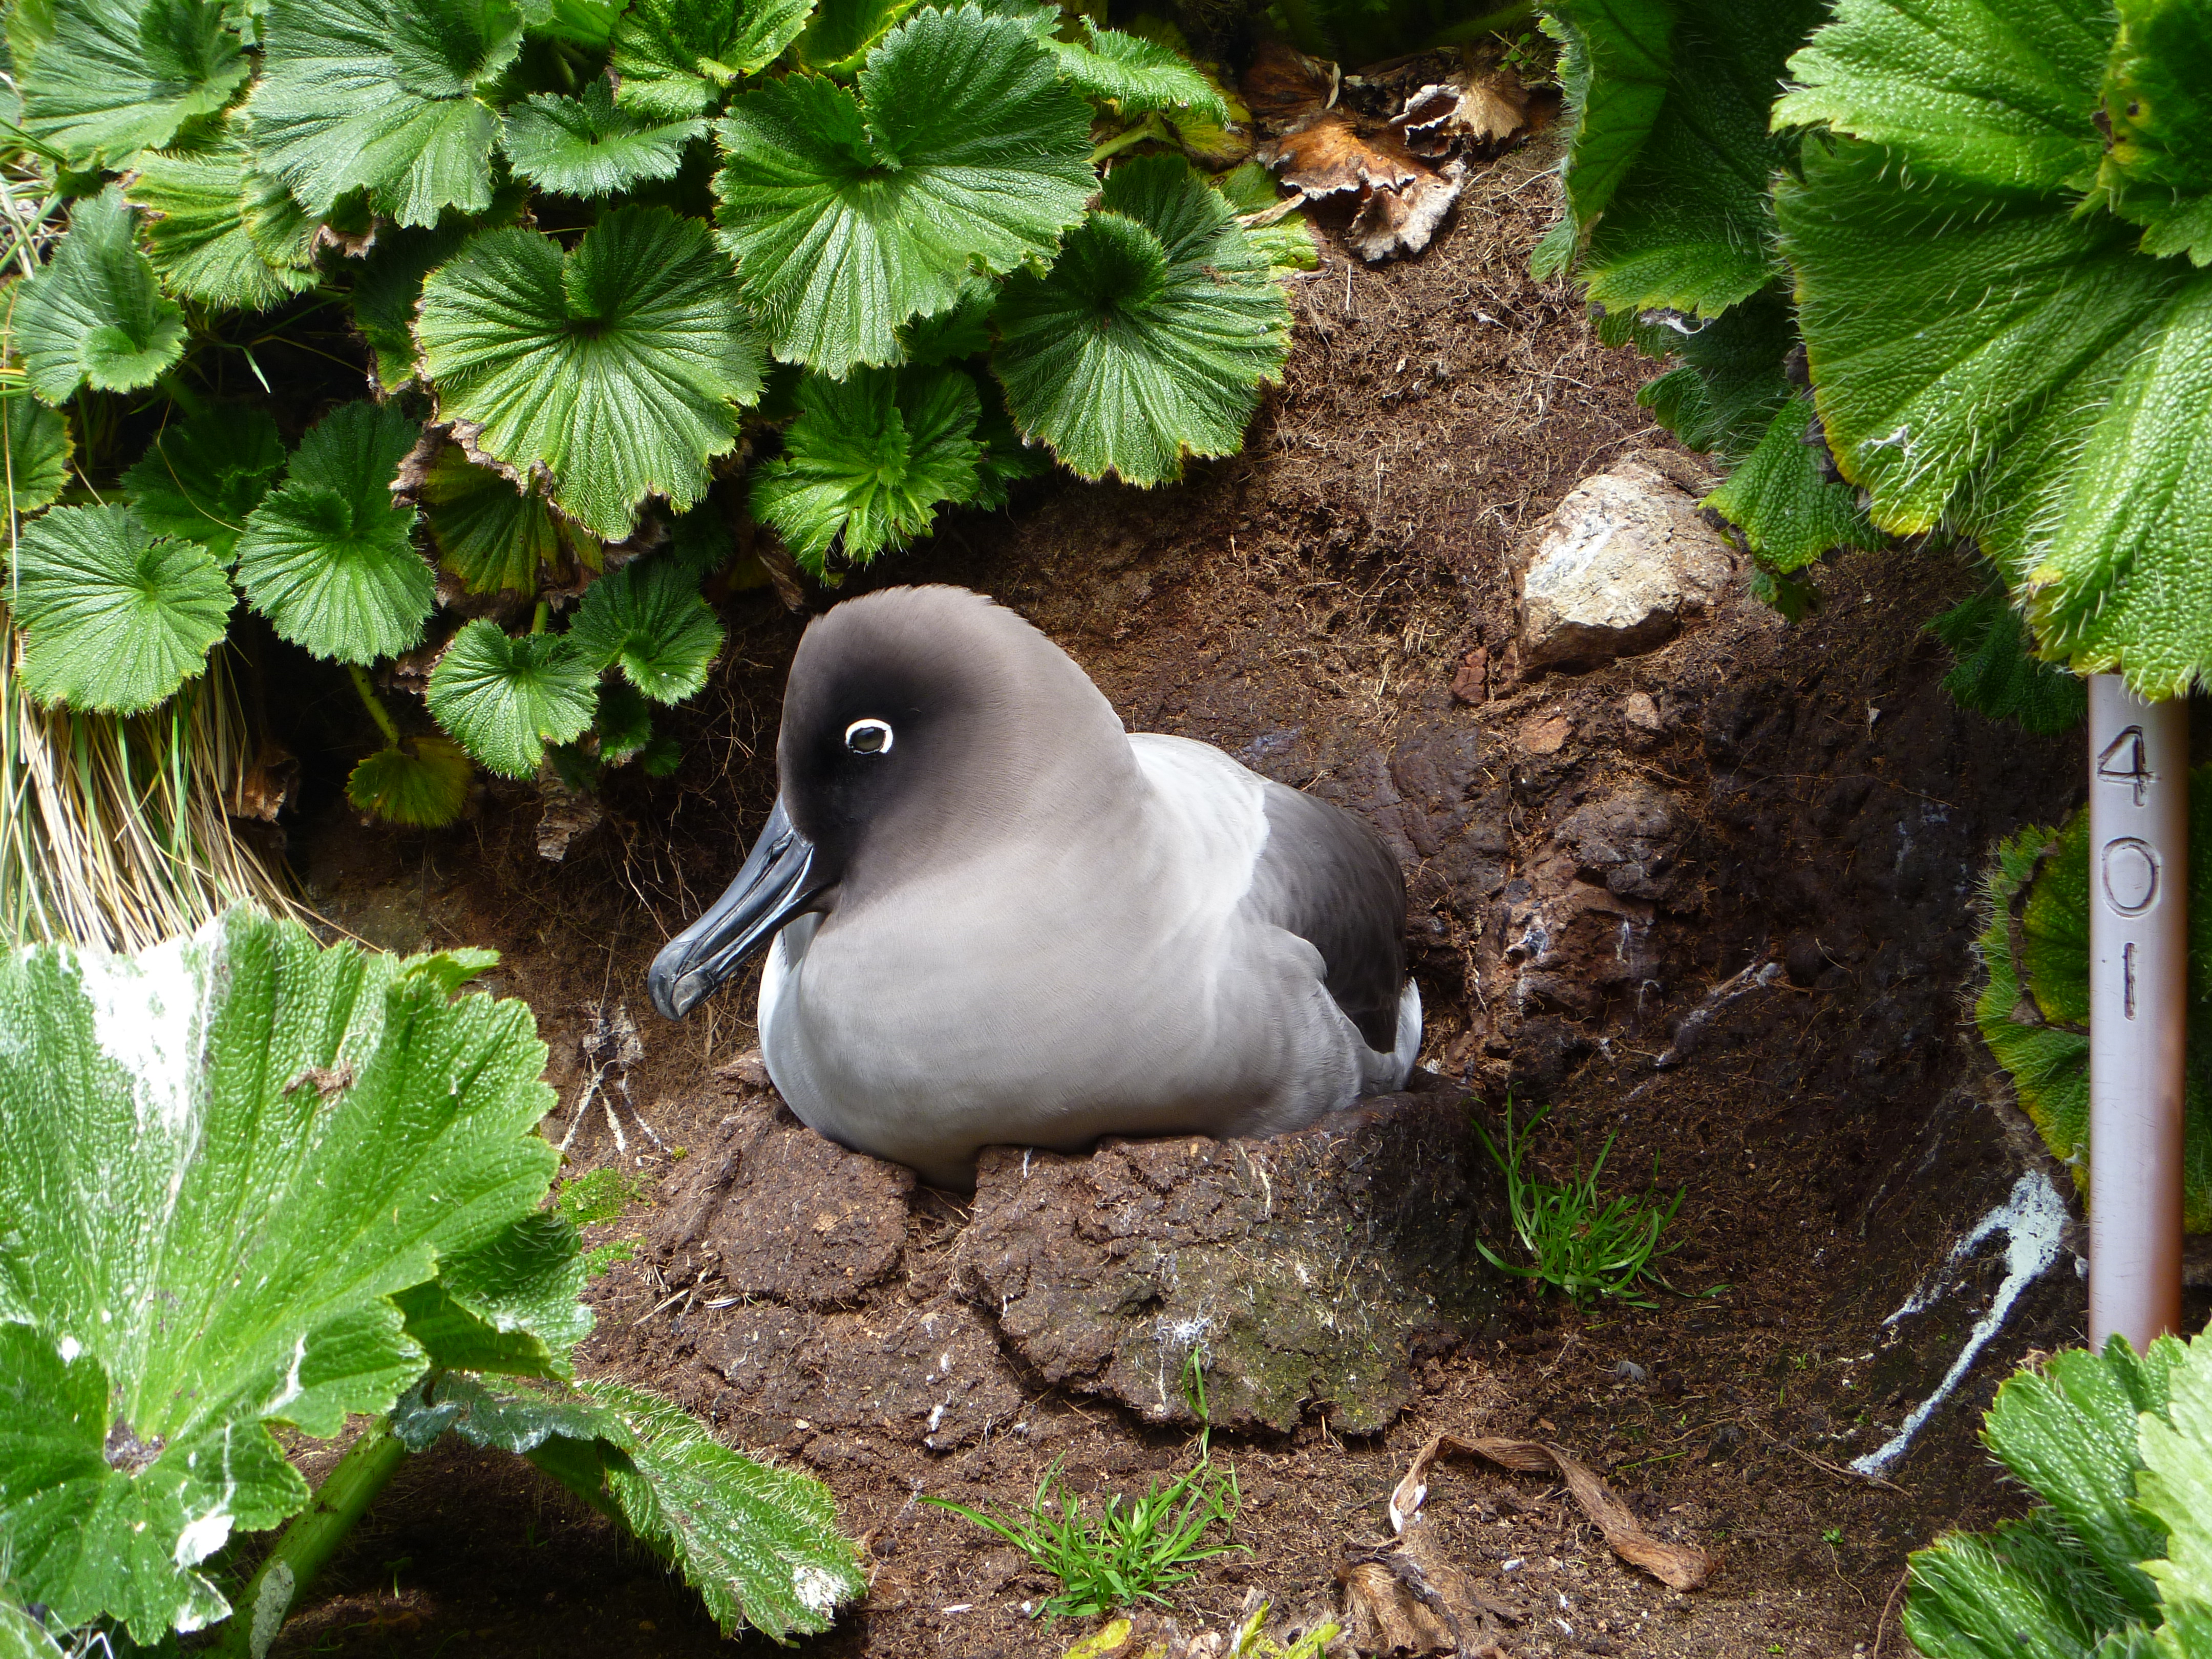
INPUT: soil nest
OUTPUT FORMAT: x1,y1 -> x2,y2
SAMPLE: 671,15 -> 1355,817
258,125 -> 2212,1659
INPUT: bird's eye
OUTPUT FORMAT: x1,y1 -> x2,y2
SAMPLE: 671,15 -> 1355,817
844,717 -> 894,756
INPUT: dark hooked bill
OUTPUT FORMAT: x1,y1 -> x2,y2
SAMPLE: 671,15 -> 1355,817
648,796 -> 828,1019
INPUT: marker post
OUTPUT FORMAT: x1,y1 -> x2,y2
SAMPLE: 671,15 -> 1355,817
2086,675 -> 2188,1353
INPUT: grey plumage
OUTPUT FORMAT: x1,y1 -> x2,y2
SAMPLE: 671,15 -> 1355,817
649,585 -> 1419,1189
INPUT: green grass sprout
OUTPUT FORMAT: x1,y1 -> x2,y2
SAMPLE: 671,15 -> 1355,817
1473,1096 -> 1689,1308
927,1452 -> 1246,1621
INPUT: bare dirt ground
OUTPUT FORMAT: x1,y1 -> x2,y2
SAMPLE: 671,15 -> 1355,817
253,132 -> 2203,1659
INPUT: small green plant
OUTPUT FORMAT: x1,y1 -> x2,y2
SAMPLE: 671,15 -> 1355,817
0,907 -> 861,1654
928,1452 -> 1246,1621
929,1356 -> 1242,1621
1473,1096 -> 1687,1307
556,1164 -> 643,1226
1902,1331 -> 2212,1656
1822,1525 -> 1843,1546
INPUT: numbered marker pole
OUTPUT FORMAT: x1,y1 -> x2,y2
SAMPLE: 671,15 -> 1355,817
2087,675 -> 2188,1353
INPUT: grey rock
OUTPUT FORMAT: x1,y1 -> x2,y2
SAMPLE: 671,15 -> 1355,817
1518,451 -> 1734,669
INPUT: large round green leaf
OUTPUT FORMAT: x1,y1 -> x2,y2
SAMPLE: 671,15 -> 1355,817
750,366 -> 980,571
248,0 -> 523,225
713,3 -> 1095,376
1773,0 -> 2107,195
129,132 -> 320,311
416,206 -> 764,540
14,186 -> 186,406
346,736 -> 475,827
0,910 -> 558,1641
17,0 -> 248,169
992,153 -> 1288,486
1776,122 -> 2212,694
421,449 -> 599,595
426,619 -> 599,777
608,0 -> 813,118
500,80 -> 705,198
6,502 -> 233,714
566,557 -> 723,701
233,401 -> 433,665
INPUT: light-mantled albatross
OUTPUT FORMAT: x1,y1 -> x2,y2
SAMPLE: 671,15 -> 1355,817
647,584 -> 1419,1189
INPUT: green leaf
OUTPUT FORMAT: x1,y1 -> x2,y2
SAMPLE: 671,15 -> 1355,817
518,0 -> 619,46
539,1380 -> 864,1639
249,0 -> 524,225
345,735 -> 474,826
420,448 -> 599,594
1216,160 -> 1318,273
2136,1334 -> 2212,1643
592,676 -> 653,758
234,400 -> 433,665
0,1602 -> 66,1659
1773,0 -> 2109,195
425,618 -> 598,776
992,152 -> 1289,485
713,3 -> 1095,376
1982,1350 -> 2169,1621
1930,582 -> 2088,736
347,198 -> 528,394
131,132 -> 320,310
1539,0 -> 1673,236
14,185 -> 186,405
1775,136 -> 2212,696
751,366 -> 980,571
389,1369 -> 630,1454
120,404 -> 287,560
1563,0 -> 1816,317
7,503 -> 231,713
1045,20 -> 1228,119
417,206 -> 763,540
665,501 -> 733,579
391,1211 -> 590,1378
2097,0 -> 2212,265
0,909 -> 557,1642
1903,1507 -> 2144,1659
792,0 -> 916,74
896,274 -> 994,367
17,0 -> 248,169
1698,392 -> 1874,573
566,556 -> 722,701
1,395 -> 72,514
501,79 -> 705,197
1971,771 -> 2212,1232
608,0 -> 813,119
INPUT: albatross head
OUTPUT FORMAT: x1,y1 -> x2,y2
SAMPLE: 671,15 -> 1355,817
646,584 -> 1126,1020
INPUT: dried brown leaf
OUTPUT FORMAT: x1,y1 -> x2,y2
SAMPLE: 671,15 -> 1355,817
1389,1433 -> 1716,1592
1242,40 -> 1338,123
1396,70 -> 1529,155
1346,155 -> 1463,262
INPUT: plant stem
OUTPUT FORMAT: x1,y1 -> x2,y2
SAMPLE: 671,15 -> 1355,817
347,663 -> 401,748
530,600 -> 549,635
207,1421 -> 409,1659
155,371 -> 206,422
1090,115 -> 1169,166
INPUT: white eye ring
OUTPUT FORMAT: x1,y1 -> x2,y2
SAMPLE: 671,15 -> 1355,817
844,717 -> 894,755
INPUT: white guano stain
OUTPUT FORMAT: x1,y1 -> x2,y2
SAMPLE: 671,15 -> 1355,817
1851,1171 -> 2069,1480
72,917 -> 224,1138
792,1565 -> 844,1617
